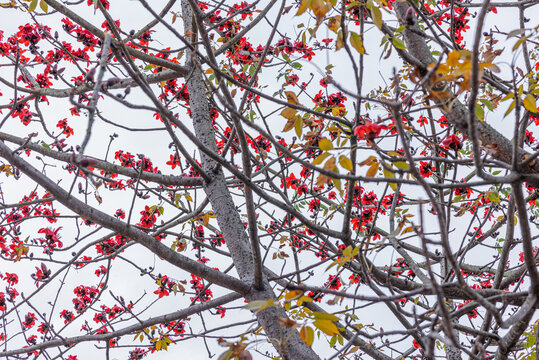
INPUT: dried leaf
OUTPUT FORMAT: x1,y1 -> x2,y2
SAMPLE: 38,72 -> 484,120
300,326 -> 314,346
281,107 -> 297,119
327,15 -> 341,33
296,0 -> 311,16
285,91 -> 300,105
276,317 -> 299,328
366,162 -> 379,177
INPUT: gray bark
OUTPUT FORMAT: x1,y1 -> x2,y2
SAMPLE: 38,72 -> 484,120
180,2 -> 320,359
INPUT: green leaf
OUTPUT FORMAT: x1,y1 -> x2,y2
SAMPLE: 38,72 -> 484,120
349,32 -> 365,54
393,161 -> 410,170
480,98 -> 495,111
488,191 -> 501,203
392,37 -> 406,50
367,0 -> 382,29
475,103 -> 484,121
28,0 -> 37,12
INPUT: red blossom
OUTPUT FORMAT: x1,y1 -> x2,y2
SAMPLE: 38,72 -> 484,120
441,134 -> 462,151
354,121 -> 387,142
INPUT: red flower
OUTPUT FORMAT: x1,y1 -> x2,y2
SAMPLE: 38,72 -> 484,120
33,263 -> 51,286
354,121 -> 387,142
419,161 -> 434,178
285,173 -> 299,190
23,312 -> 36,328
38,227 -> 63,249
60,309 -> 75,324
0,293 -> 5,312
441,134 -> 462,151
3,272 -> 18,285
166,154 -> 181,169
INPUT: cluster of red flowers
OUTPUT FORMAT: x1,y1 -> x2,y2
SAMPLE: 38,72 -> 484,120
190,274 -> 213,302
457,300 -> 479,318
138,205 -> 161,229
275,37 -> 315,60
164,320 -> 186,336
95,235 -> 128,256
56,118 -> 74,137
72,285 -> 100,313
154,274 -> 176,298
61,18 -> 99,52
38,227 -> 63,253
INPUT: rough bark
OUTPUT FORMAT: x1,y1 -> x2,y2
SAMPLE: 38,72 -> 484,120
180,2 -> 320,359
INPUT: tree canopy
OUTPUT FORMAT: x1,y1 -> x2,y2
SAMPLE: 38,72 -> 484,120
0,0 -> 538,359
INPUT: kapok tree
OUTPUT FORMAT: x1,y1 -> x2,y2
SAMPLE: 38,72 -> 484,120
0,0 -> 538,359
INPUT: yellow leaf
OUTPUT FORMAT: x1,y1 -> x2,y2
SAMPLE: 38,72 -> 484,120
39,0 -> 47,12
332,177 -> 341,191
313,152 -> 331,165
350,32 -> 365,54
313,319 -> 340,336
0,1 -> 17,8
446,50 -> 460,67
313,312 -> 340,321
523,94 -> 537,113
319,138 -> 334,151
366,162 -> 379,177
285,290 -> 304,302
281,107 -> 297,119
338,155 -> 353,171
294,117 -> 303,138
285,91 -> 300,105
504,100 -> 516,118
401,226 -> 414,234
383,168 -> 397,191
296,0 -> 311,16
300,326 -> 314,346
